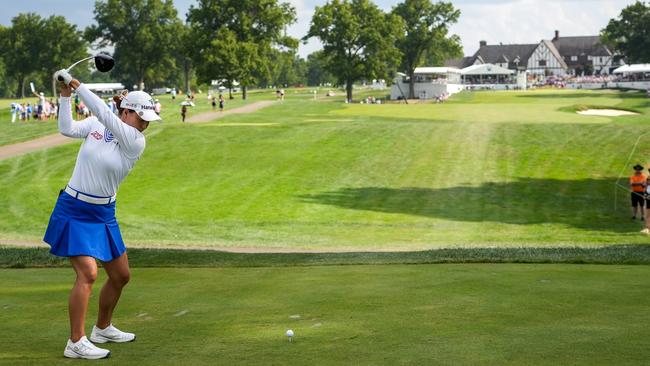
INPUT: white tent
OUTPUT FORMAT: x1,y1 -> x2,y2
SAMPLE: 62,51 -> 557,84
84,83 -> 125,91
613,64 -> 650,74
461,64 -> 514,75
414,67 -> 462,75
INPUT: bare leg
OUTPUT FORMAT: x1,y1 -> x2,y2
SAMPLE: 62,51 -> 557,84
96,252 -> 130,329
69,256 -> 98,342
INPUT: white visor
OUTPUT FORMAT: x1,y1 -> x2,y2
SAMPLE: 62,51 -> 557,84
120,91 -> 162,122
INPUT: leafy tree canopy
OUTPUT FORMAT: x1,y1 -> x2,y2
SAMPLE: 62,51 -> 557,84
305,0 -> 404,101
601,1 -> 650,63
187,0 -> 297,99
86,0 -> 183,90
393,0 -> 461,98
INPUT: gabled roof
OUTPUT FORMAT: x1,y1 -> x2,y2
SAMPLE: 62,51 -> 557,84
552,36 -> 612,57
471,43 -> 538,68
444,56 -> 474,68
541,40 -> 568,69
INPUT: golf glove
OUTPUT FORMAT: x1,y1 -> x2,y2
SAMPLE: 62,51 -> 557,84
54,69 -> 73,85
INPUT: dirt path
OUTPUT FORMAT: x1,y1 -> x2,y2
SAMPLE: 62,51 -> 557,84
0,134 -> 74,160
0,239 -> 413,253
0,101 -> 277,160
186,100 -> 275,123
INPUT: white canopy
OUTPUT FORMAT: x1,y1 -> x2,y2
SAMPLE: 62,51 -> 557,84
84,83 -> 125,91
414,67 -> 462,74
613,64 -> 650,74
461,64 -> 514,75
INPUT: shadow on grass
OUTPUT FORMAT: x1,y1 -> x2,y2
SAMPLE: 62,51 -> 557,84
299,177 -> 632,232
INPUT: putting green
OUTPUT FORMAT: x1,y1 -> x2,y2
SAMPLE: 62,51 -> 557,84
1,264 -> 648,365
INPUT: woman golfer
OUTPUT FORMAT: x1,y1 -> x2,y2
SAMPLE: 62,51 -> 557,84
44,69 -> 160,359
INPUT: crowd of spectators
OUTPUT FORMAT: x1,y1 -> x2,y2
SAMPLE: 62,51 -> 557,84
543,73 -> 650,87
10,99 -> 59,122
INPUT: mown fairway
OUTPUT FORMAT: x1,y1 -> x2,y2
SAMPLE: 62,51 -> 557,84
1,89 -> 650,249
1,263 -> 649,365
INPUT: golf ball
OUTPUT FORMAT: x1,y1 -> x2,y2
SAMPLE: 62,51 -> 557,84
286,329 -> 294,337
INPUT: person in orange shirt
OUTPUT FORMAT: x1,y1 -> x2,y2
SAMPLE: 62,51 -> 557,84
630,164 -> 646,220
642,176 -> 650,234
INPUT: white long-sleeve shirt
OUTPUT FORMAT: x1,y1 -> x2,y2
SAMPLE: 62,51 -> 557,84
59,84 -> 146,197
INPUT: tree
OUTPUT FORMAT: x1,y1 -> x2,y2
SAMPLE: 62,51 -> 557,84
305,51 -> 336,86
0,14 -> 86,98
174,23 -> 194,93
187,0 -> 297,99
86,0 -> 183,91
3,13 -> 46,98
266,50 -> 307,87
601,1 -> 650,63
393,0 -> 461,99
305,0 -> 404,102
40,16 -> 89,98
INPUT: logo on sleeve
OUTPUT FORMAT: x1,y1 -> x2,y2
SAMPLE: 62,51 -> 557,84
104,128 -> 114,142
91,131 -> 103,140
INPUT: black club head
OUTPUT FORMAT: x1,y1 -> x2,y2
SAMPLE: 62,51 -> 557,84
94,53 -> 115,73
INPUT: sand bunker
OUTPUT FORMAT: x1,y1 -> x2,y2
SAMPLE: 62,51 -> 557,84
577,109 -> 638,117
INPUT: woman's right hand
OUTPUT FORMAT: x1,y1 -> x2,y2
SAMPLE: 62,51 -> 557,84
59,82 -> 72,97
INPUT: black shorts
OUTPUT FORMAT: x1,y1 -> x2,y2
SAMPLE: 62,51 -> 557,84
631,192 -> 645,207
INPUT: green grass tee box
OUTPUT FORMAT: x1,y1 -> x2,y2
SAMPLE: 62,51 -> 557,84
1,264 -> 649,366
0,264 -> 650,366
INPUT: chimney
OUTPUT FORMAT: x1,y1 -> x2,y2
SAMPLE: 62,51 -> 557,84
554,30 -> 559,40
479,40 -> 487,47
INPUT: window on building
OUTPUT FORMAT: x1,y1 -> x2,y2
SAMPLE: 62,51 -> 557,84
571,56 -> 578,61
539,60 -> 547,67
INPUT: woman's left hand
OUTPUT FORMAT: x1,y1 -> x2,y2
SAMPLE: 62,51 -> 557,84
59,82 -> 72,97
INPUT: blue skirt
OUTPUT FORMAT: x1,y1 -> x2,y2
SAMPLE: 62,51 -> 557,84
43,191 -> 126,262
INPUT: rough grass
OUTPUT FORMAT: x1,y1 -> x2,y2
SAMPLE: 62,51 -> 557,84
2,245 -> 650,268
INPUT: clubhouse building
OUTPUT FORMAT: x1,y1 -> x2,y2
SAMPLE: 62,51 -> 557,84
446,30 -> 623,77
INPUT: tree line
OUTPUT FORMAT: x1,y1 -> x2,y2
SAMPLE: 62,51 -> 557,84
0,0 -> 464,100
0,0 -> 646,100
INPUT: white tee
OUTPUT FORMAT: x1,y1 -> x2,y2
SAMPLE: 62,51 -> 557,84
58,84 -> 146,197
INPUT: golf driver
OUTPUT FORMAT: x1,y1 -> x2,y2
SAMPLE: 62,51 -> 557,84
56,53 -> 115,82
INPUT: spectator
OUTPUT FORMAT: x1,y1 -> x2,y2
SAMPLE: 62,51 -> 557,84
154,99 -> 162,115
181,104 -> 187,122
10,102 -> 21,123
219,94 -> 225,112
630,164 -> 646,220
643,176 -> 650,234
32,90 -> 46,120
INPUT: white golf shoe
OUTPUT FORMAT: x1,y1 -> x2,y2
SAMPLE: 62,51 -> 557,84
90,324 -> 136,343
63,336 -> 111,359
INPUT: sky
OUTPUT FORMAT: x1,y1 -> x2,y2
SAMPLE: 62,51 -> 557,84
0,0 -> 637,58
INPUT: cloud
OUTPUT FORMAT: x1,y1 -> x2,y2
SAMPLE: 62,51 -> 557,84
450,0 -> 635,56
